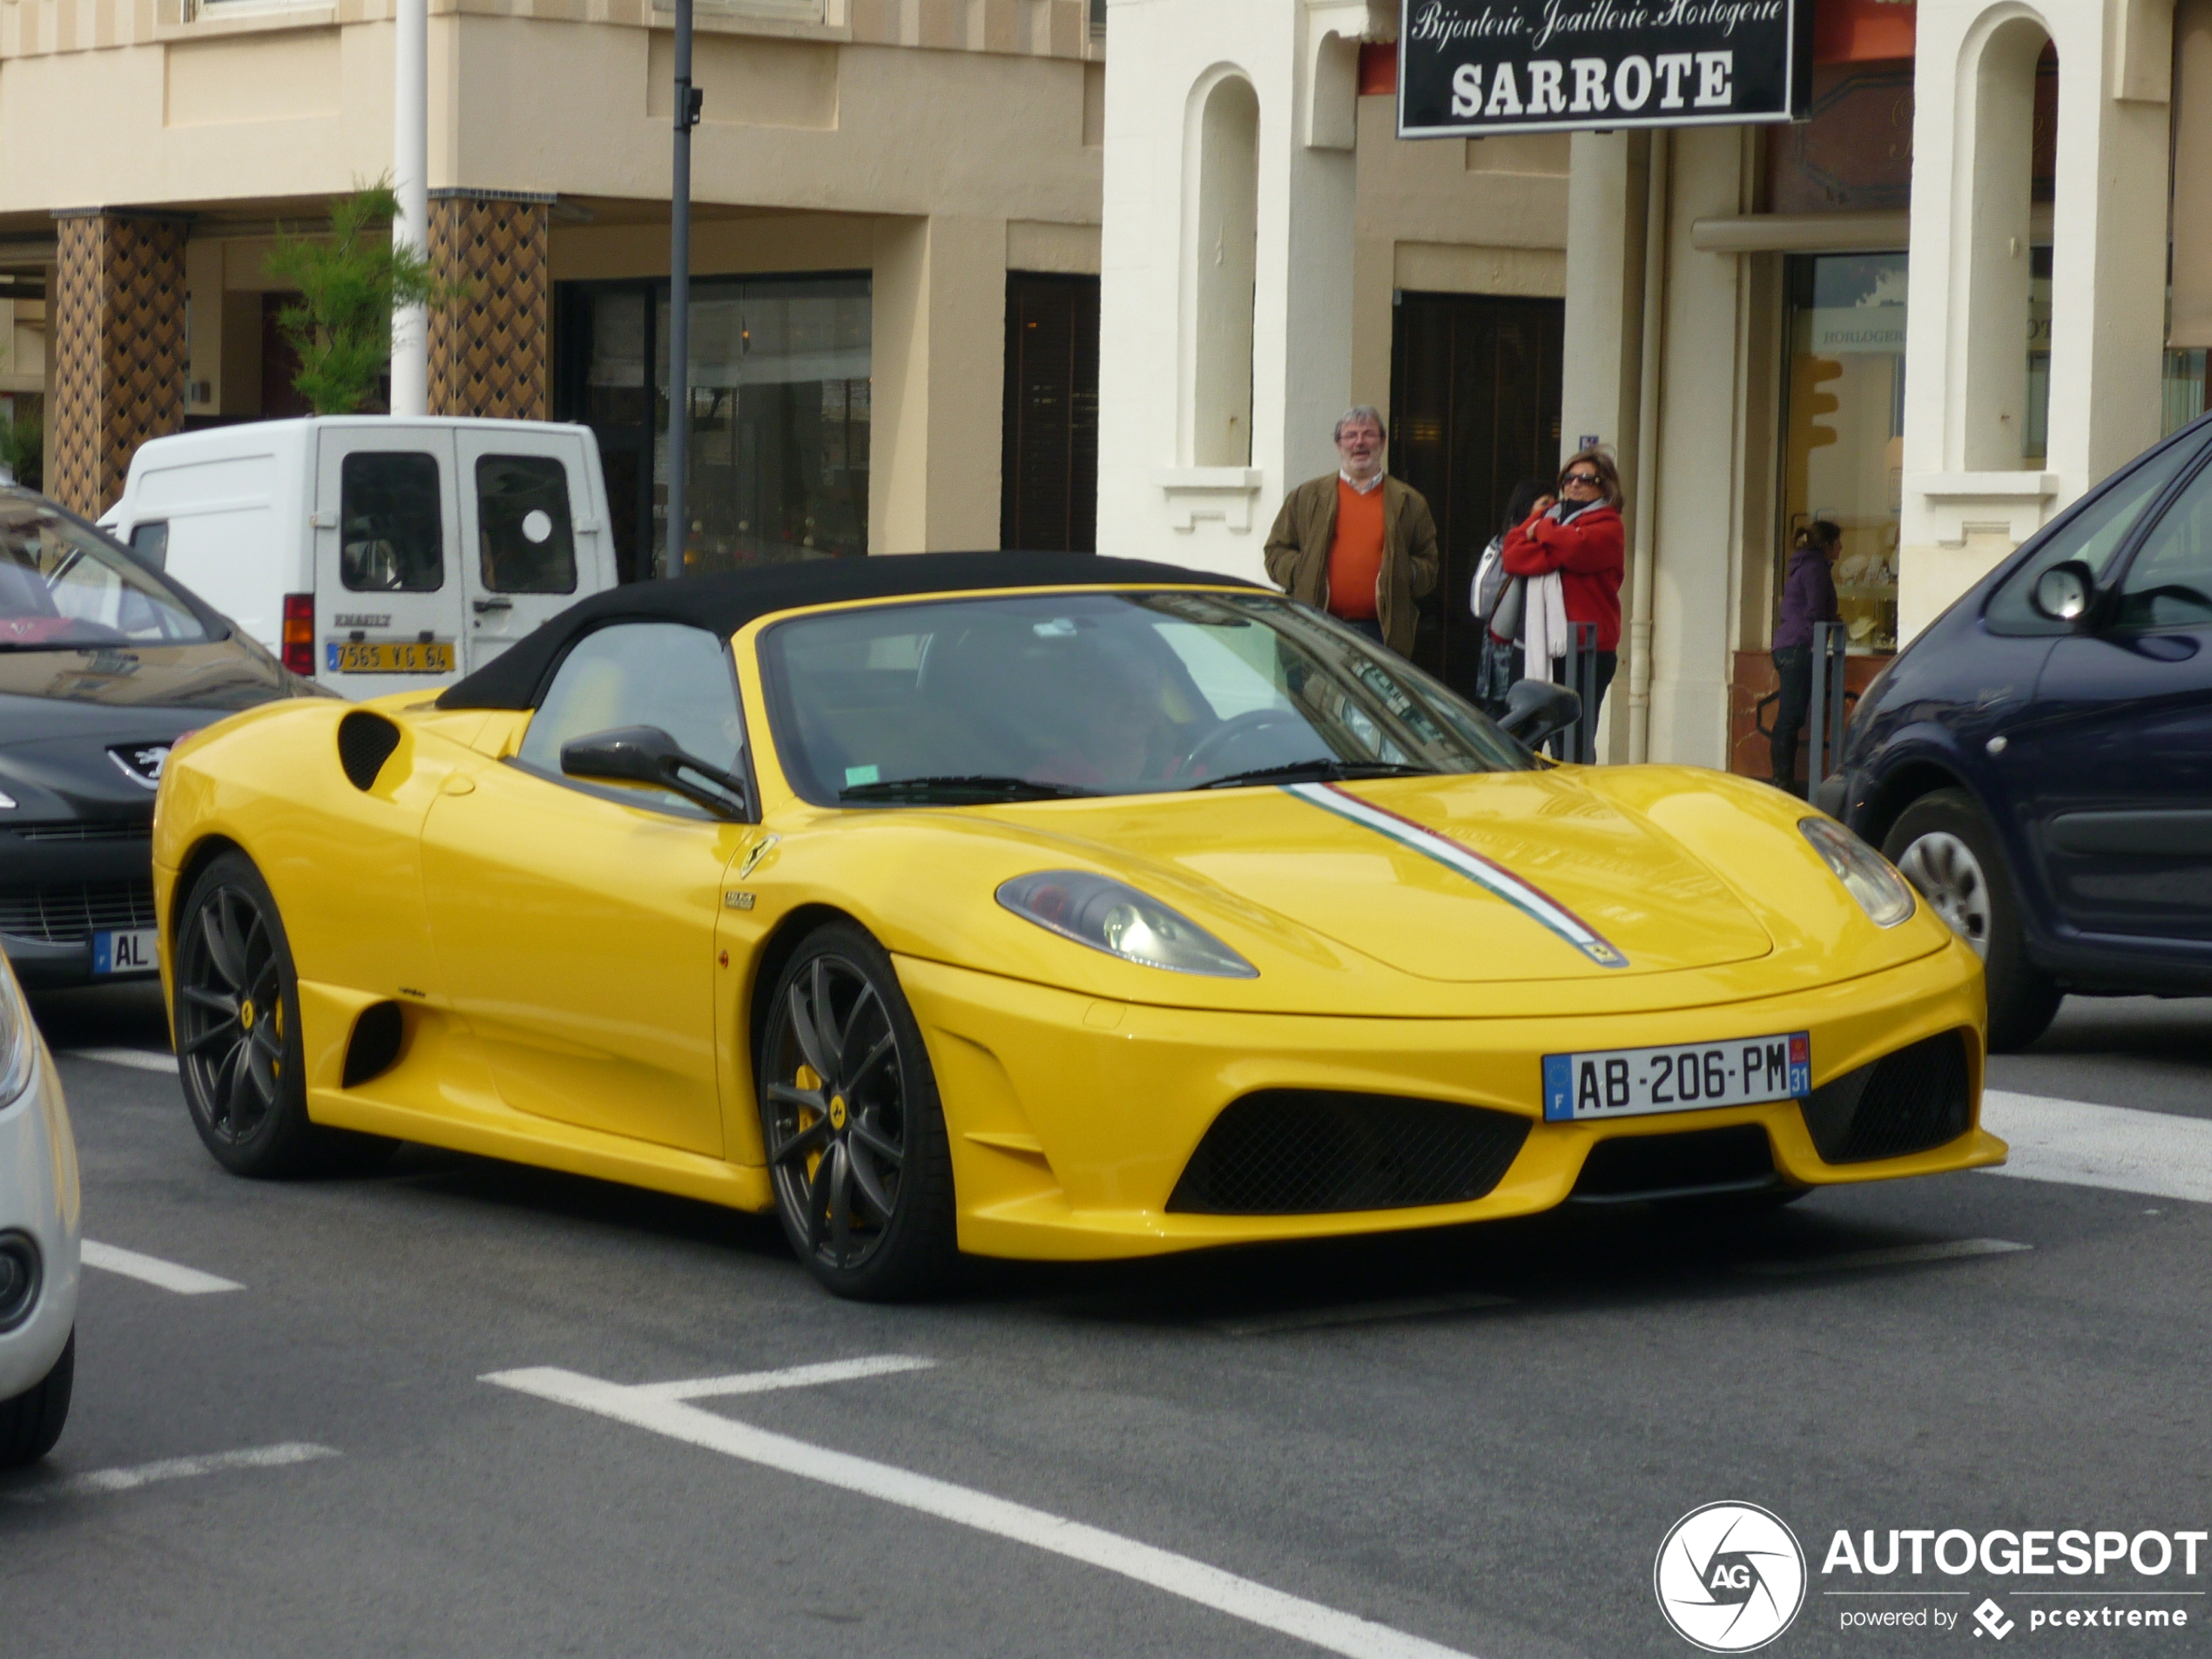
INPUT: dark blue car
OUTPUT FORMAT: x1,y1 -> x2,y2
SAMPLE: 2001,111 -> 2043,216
1821,413 -> 2212,1051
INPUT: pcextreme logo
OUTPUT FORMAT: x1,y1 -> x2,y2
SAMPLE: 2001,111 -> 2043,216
1655,1501 -> 1809,1653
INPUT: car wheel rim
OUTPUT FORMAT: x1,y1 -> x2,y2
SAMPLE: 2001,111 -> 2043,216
1895,831 -> 1992,957
176,884 -> 287,1143
763,954 -> 907,1271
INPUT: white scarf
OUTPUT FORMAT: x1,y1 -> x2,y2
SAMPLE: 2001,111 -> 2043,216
1523,572 -> 1568,678
1521,498 -> 1594,678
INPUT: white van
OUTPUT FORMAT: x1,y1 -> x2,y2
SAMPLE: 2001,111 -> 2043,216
101,417 -> 620,696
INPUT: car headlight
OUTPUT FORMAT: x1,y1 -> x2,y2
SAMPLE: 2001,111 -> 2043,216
0,957 -> 33,1106
1799,817 -> 1915,927
997,871 -> 1258,978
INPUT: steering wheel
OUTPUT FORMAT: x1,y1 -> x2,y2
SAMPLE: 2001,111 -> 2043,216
1173,709 -> 1312,780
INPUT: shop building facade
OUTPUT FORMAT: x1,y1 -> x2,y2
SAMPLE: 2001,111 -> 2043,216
1095,0 -> 2212,772
4,0 -> 1112,576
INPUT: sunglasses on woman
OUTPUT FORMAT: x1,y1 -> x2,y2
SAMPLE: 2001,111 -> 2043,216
1561,471 -> 1602,488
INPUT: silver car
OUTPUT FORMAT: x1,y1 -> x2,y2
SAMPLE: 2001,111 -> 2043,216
0,950 -> 78,1466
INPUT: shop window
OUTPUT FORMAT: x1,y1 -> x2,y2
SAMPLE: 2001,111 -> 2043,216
1780,253 -> 1905,653
1001,273 -> 1101,552
556,274 -> 871,582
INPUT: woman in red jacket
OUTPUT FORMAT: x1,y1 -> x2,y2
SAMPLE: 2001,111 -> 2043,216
1500,447 -> 1627,727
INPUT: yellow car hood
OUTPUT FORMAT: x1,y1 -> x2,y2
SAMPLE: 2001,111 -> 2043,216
971,772 -> 1774,984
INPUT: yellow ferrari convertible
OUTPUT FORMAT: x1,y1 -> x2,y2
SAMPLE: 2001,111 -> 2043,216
153,555 -> 2000,1298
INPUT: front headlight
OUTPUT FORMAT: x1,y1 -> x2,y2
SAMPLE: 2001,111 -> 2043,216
0,956 -> 34,1105
1799,817 -> 1915,927
997,871 -> 1258,978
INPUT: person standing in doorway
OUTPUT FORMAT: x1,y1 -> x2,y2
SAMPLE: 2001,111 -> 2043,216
1469,478 -> 1548,718
1263,407 -> 1440,656
1501,448 -> 1627,724
1769,520 -> 1842,797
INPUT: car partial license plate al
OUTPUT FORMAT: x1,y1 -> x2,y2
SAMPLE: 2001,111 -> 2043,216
327,640 -> 455,675
92,927 -> 159,976
1542,1032 -> 1811,1123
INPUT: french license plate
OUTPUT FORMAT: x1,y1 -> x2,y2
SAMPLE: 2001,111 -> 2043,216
1542,1032 -> 1811,1123
92,927 -> 159,976
327,640 -> 455,675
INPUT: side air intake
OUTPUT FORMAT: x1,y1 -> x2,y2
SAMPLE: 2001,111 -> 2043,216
336,711 -> 402,792
342,1001 -> 406,1088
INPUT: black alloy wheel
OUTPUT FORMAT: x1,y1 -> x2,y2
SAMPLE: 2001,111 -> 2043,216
759,921 -> 956,1300
173,852 -> 393,1178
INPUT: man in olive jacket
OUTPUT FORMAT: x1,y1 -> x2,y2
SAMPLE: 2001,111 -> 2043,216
1262,407 -> 1440,656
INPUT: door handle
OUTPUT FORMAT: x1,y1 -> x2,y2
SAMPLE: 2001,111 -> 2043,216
472,597 -> 514,614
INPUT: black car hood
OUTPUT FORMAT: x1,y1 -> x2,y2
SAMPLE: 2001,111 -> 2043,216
0,637 -> 289,720
0,640 -> 294,824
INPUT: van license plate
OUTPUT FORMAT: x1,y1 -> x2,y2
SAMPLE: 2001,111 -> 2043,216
327,641 -> 455,675
92,927 -> 159,976
1541,1033 -> 1811,1123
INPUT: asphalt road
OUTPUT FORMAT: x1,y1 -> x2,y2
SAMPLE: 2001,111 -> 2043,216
7,983 -> 2210,1659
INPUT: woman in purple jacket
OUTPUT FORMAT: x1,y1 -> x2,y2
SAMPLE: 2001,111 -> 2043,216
1770,521 -> 1841,796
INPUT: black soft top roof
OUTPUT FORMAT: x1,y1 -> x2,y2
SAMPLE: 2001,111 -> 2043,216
435,552 -> 1263,711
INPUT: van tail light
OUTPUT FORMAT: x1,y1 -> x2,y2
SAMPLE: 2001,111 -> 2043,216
281,594 -> 314,677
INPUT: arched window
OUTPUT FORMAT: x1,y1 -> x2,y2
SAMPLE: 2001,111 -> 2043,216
1958,16 -> 2052,470
1189,74 -> 1259,468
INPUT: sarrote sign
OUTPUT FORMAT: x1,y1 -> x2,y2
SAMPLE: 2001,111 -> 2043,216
1397,0 -> 1815,137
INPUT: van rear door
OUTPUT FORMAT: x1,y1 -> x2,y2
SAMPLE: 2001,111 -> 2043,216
455,428 -> 606,673
314,426 -> 462,696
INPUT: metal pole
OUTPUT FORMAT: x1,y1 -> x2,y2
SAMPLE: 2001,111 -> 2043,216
1807,623 -> 1829,794
1825,624 -> 1849,780
389,0 -> 428,416
665,0 -> 700,578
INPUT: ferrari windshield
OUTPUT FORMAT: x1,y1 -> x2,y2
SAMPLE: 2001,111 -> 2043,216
759,590 -> 1530,806
0,496 -> 210,651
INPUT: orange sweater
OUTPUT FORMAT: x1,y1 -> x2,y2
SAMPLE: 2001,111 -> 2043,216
1327,479 -> 1386,620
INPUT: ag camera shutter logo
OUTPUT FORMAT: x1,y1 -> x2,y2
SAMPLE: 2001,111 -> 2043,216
1655,1501 -> 1807,1652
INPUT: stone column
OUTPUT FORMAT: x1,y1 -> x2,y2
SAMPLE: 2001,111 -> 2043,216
426,192 -> 551,421
46,211 -> 188,518
869,213 -> 1008,555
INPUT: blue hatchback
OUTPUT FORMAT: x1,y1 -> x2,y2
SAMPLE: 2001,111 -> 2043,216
1821,413 -> 2212,1050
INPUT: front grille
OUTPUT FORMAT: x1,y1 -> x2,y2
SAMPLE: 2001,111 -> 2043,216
10,820 -> 152,844
0,880 -> 158,944
1571,1124 -> 1777,1202
1168,1090 -> 1530,1215
1799,1029 -> 1973,1163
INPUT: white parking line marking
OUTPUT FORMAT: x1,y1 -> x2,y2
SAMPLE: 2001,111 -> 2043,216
1740,1238 -> 2032,1277
61,1047 -> 179,1074
643,1354 -> 938,1401
81,1239 -> 244,1295
1218,1292 -> 1514,1338
1981,1090 -> 2212,1205
485,1365 -> 1479,1659
6,1442 -> 337,1504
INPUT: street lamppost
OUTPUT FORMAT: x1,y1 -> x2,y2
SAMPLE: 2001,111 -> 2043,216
666,0 -> 703,577
390,0 -> 428,416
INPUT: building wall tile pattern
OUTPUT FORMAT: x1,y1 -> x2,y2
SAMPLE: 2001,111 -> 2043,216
428,194 -> 550,421
48,212 -> 186,517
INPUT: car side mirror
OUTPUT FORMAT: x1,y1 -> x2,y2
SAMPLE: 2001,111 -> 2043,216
561,725 -> 748,819
2030,559 -> 2096,624
1498,679 -> 1581,751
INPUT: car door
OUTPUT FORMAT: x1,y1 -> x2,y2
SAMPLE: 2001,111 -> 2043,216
2012,441 -> 2212,951
455,431 -> 599,674
419,620 -> 754,1157
314,427 -> 462,696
